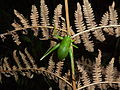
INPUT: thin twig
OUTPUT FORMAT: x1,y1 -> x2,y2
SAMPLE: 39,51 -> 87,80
72,24 -> 120,38
77,81 -> 120,90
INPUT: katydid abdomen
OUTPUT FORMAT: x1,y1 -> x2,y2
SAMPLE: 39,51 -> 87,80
57,36 -> 72,60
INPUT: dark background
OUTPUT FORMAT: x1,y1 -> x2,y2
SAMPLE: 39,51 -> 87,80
0,0 -> 120,90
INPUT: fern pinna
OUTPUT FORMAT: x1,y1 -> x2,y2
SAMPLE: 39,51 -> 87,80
0,0 -> 120,90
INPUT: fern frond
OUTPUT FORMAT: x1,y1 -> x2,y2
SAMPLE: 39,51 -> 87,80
109,2 -> 118,25
55,61 -> 64,76
12,20 -> 27,34
78,56 -> 93,71
83,0 -> 105,41
0,49 -> 72,89
24,48 -> 37,68
53,4 -> 62,29
19,51 -> 31,69
108,2 -> 118,36
100,12 -> 114,35
40,0 -> 50,39
109,2 -> 120,37
14,10 -> 30,28
75,3 -> 94,51
105,58 -> 115,86
92,50 -> 102,83
47,55 -> 55,73
60,17 -> 67,37
77,63 -> 90,86
13,50 -> 23,69
70,26 -> 81,44
11,32 -> 21,45
30,5 -> 39,36
12,20 -> 22,30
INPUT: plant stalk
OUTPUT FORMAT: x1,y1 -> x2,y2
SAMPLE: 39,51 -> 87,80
64,0 -> 76,89
64,0 -> 71,36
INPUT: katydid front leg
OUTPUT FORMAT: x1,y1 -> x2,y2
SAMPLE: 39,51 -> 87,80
40,43 -> 60,60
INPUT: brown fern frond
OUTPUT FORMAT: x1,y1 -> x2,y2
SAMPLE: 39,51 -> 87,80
100,12 -> 114,35
47,55 -> 55,73
70,26 -> 81,44
108,2 -> 118,36
78,56 -> 93,73
12,20 -> 27,34
30,5 -> 39,36
77,63 -> 91,87
109,2 -> 118,25
92,50 -> 102,83
77,50 -> 120,90
75,3 -> 94,51
19,51 -> 31,69
83,0 -> 105,41
109,2 -> 120,37
11,32 -> 21,45
0,49 -> 72,89
105,58 -> 115,86
24,48 -> 37,68
13,50 -> 23,69
55,61 -> 64,76
53,4 -> 62,30
12,20 -> 23,30
60,17 -> 67,37
40,0 -> 50,39
14,10 -> 30,28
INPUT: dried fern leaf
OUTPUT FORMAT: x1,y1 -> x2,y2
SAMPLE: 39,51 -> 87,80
108,2 -> 118,36
78,56 -> 93,71
24,48 -> 37,68
11,32 -> 21,45
105,58 -> 115,86
115,25 -> 120,37
12,20 -> 27,34
60,17 -> 67,37
75,2 -> 94,52
30,5 -> 39,36
3,57 -> 11,71
53,4 -> 62,31
100,12 -> 114,35
13,50 -> 23,69
59,79 -> 67,90
14,10 -> 30,28
12,20 -> 22,30
83,0 -> 105,41
12,66 -> 19,81
0,34 -> 6,42
55,61 -> 64,76
109,2 -> 120,37
40,0 -> 50,39
70,26 -> 81,44
47,55 -> 55,73
109,2 -> 118,25
92,50 -> 102,83
19,51 -> 31,69
77,64 -> 90,86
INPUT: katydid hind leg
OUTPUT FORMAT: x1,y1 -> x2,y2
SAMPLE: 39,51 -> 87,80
72,44 -> 78,48
40,43 -> 60,60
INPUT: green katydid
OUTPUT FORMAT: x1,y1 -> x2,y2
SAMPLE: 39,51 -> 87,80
40,35 -> 78,61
